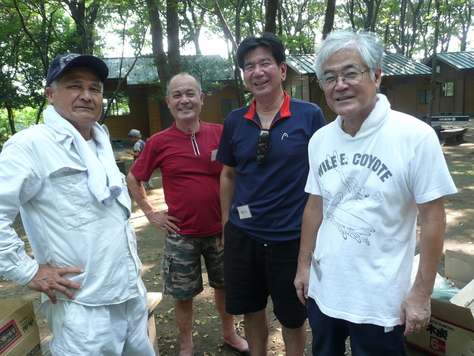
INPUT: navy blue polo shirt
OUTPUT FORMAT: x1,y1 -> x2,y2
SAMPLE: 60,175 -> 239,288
217,92 -> 326,244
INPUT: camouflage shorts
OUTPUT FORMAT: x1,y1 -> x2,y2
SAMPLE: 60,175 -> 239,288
161,233 -> 224,300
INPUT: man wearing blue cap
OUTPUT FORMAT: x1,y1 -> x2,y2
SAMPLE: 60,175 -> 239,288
0,54 -> 155,355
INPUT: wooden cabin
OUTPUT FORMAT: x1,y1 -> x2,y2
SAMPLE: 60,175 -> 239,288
425,52 -> 474,117
285,53 -> 433,122
101,56 -> 240,140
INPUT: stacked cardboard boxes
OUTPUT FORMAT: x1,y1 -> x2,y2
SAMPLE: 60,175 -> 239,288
0,300 -> 42,356
406,250 -> 474,356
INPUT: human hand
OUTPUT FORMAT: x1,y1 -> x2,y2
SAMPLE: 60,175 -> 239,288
146,210 -> 180,235
294,265 -> 310,306
26,264 -> 84,304
400,289 -> 431,336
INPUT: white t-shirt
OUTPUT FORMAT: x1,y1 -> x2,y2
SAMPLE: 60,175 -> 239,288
305,94 -> 457,327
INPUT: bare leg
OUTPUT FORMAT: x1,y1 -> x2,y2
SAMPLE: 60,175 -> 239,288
244,309 -> 269,356
214,289 -> 249,351
282,323 -> 307,356
175,299 -> 195,356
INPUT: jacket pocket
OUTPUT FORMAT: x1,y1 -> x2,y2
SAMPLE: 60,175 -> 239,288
49,167 -> 106,229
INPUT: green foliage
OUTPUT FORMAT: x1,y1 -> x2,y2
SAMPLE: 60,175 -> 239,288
280,34 -> 314,55
0,0 -> 473,134
0,110 -> 10,147
180,55 -> 233,94
0,107 -> 39,146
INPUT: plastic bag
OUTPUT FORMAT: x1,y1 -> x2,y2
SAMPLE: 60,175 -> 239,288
431,275 -> 460,302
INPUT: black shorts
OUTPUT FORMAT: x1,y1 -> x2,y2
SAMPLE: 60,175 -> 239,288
223,221 -> 307,328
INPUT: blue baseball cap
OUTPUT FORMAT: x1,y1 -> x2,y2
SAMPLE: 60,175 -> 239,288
46,54 -> 109,86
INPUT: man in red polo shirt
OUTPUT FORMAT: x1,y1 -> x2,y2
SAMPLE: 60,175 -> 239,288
127,73 -> 249,356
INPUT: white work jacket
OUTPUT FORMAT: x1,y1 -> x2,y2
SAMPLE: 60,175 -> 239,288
0,124 -> 142,306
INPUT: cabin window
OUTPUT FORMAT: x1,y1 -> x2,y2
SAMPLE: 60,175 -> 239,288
442,81 -> 454,97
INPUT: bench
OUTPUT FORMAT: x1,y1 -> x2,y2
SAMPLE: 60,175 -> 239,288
41,292 -> 163,355
147,292 -> 163,355
440,128 -> 468,143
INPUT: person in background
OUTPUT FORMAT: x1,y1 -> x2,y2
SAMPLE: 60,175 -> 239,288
127,73 -> 249,356
294,31 -> 457,355
126,129 -> 154,189
0,53 -> 154,355
217,33 -> 326,356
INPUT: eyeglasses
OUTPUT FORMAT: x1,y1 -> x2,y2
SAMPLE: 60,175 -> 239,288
318,68 -> 370,91
256,129 -> 270,165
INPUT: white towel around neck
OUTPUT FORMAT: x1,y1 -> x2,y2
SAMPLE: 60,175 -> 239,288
43,105 -> 122,206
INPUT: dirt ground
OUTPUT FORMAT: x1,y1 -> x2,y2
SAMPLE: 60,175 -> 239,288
2,119 -> 473,356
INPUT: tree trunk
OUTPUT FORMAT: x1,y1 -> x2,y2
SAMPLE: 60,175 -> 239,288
427,0 -> 441,126
62,0 -> 99,54
459,6 -> 472,52
167,0 -> 181,76
322,0 -> 336,40
146,0 -> 169,92
265,0 -> 278,33
146,0 -> 174,129
7,106 -> 16,136
211,0 -> 244,105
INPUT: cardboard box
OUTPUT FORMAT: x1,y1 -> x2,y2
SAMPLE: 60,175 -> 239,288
0,300 -> 42,356
406,250 -> 474,355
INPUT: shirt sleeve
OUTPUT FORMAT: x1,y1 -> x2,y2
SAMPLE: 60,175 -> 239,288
216,115 -> 237,167
0,138 -> 41,285
305,133 -> 323,196
130,135 -> 161,182
133,141 -> 141,152
410,129 -> 457,204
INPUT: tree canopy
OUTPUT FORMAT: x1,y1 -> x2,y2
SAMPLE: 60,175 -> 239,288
1,0 -> 473,142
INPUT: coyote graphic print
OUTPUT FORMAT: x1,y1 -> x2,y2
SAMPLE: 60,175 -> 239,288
321,150 -> 384,246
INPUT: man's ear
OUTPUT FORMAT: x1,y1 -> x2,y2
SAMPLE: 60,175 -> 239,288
280,62 -> 287,82
45,87 -> 54,104
374,68 -> 382,89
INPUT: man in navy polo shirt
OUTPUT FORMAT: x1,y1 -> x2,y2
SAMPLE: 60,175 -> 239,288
217,33 -> 326,356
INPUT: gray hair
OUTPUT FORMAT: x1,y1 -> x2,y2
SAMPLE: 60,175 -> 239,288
49,78 -> 60,90
166,73 -> 202,97
315,31 -> 384,80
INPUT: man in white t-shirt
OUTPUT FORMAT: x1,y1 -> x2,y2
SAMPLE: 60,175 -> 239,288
294,31 -> 457,355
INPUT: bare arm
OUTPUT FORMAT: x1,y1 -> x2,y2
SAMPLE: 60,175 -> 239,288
400,197 -> 446,336
26,264 -> 84,304
126,171 -> 180,235
220,165 -> 236,226
294,194 -> 323,305
220,165 -> 236,244
125,150 -> 140,158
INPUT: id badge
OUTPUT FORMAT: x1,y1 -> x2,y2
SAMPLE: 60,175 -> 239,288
211,149 -> 218,161
237,205 -> 252,219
